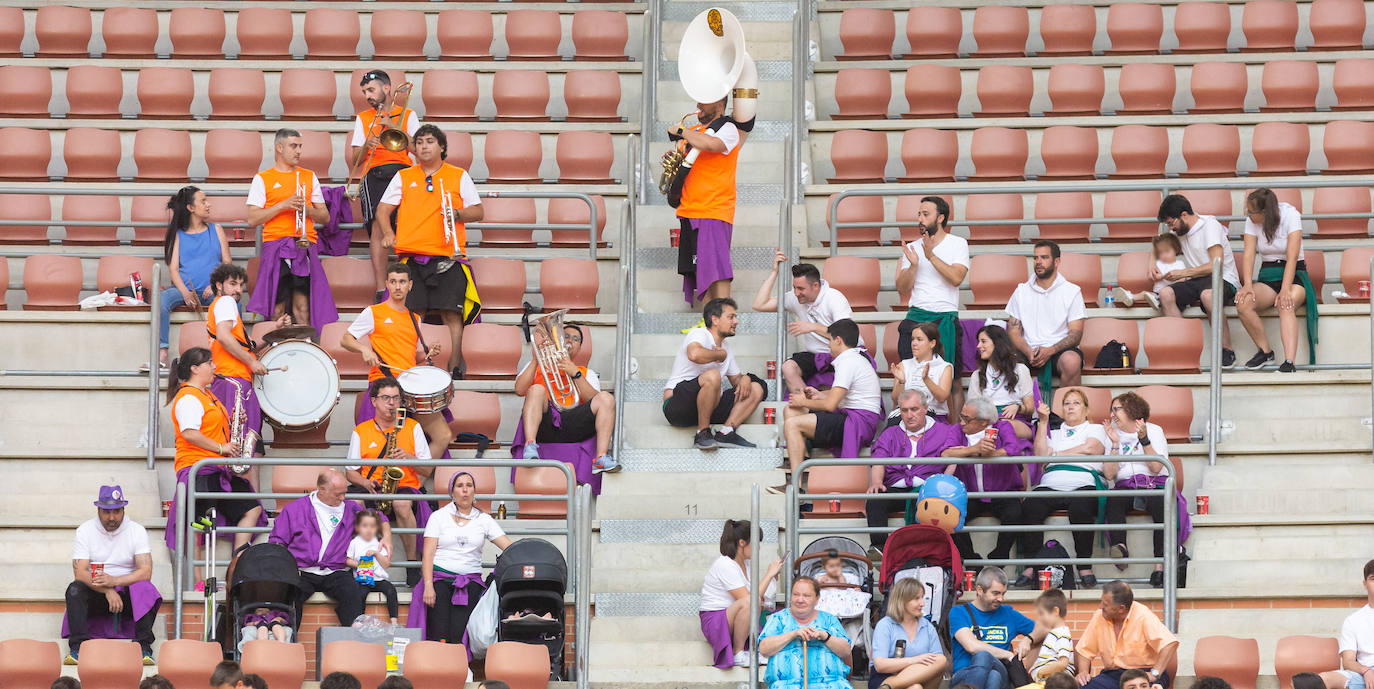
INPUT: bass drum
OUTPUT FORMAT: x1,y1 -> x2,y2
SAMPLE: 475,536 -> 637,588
254,340 -> 341,431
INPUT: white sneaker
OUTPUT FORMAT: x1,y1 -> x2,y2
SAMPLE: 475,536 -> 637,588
1143,291 -> 1161,310
1111,287 -> 1134,307
733,650 -> 750,667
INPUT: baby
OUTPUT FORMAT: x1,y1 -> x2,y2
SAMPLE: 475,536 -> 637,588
1112,234 -> 1188,310
815,554 -> 848,586
241,608 -> 291,644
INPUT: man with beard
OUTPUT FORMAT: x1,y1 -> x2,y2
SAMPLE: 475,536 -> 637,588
1006,240 -> 1086,393
751,253 -> 856,399
663,298 -> 766,450
350,70 -> 420,299
1155,194 -> 1241,369
64,485 -> 160,665
894,196 -> 970,412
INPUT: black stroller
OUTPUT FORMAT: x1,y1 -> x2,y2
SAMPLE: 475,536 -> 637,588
493,539 -> 568,680
219,543 -> 302,660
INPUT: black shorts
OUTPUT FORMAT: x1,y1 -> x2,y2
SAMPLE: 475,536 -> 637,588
1167,275 -> 1237,309
811,410 -> 849,447
1258,261 -> 1308,294
535,401 -> 597,444
194,472 -> 258,525
406,259 -> 470,315
273,260 -> 311,304
360,163 -> 407,226
662,374 -> 765,427
1032,346 -> 1084,377
788,352 -> 831,381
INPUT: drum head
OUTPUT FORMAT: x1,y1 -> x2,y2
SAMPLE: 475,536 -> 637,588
260,325 -> 318,346
255,340 -> 340,429
398,366 -> 452,395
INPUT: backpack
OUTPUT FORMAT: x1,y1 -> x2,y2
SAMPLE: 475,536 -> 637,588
1094,339 -> 1133,370
1034,540 -> 1076,590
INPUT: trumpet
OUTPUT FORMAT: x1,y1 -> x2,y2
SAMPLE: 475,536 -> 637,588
531,309 -> 580,410
439,178 -> 459,258
220,376 -> 258,474
347,81 -> 414,198
294,170 -> 309,248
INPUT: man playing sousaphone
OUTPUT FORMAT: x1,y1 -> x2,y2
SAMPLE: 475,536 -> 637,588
664,8 -> 758,306
512,315 -> 620,482
345,375 -> 433,586
341,261 -> 455,460
350,70 -> 419,299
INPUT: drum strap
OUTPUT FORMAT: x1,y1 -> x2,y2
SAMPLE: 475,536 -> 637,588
205,325 -> 256,355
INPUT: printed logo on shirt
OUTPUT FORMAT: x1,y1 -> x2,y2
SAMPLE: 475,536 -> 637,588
329,515 -> 340,528
368,441 -> 378,449
383,318 -> 393,324
1066,428 -> 1076,437
272,182 -> 282,189
409,181 -> 418,187
978,625 -> 1010,645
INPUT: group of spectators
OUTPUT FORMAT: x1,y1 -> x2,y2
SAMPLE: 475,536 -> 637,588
47,665 -> 514,689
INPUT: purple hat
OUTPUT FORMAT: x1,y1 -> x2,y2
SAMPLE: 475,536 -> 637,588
94,485 -> 129,509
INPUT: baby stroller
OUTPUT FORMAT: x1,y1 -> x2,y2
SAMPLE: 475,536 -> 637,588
878,524 -> 964,651
221,543 -> 302,660
493,539 -> 568,680
795,536 -> 877,677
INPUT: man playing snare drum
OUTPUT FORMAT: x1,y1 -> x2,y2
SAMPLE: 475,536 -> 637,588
341,261 -> 454,460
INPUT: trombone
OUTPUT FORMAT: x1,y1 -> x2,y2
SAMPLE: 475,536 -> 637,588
347,81 -> 414,199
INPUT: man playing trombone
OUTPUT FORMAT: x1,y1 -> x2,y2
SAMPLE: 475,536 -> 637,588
350,70 -> 420,300
513,320 -> 620,476
246,128 -> 337,332
375,125 -> 483,380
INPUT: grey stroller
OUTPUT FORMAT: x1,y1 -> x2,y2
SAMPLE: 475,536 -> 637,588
795,536 -> 875,676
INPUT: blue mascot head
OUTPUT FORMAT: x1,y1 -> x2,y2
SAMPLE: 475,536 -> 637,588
915,474 -> 968,534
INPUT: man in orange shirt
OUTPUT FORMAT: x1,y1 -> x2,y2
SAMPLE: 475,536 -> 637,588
246,128 -> 337,332
1075,581 -> 1179,689
666,95 -> 754,305
514,322 -> 620,476
206,263 -> 290,465
350,70 -> 420,298
376,125 -> 483,379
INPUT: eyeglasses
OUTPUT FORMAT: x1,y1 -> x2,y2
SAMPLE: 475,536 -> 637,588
564,335 -> 583,343
958,414 -> 976,423
1110,405 -> 1123,412
376,394 -> 402,403
425,175 -> 433,193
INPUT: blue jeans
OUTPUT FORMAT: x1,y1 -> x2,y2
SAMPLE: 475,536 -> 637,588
158,287 -> 186,350
952,651 -> 1010,689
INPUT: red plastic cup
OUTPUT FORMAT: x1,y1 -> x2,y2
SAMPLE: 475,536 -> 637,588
91,563 -> 104,578
162,500 -> 172,518
764,408 -> 776,424
1360,281 -> 1370,299
829,499 -> 841,513
1039,570 -> 1052,590
670,226 -> 680,247
963,571 -> 975,590
766,360 -> 777,379
1196,495 -> 1210,515
985,427 -> 999,444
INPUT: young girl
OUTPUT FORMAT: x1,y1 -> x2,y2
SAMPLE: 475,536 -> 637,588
158,186 -> 231,370
888,322 -> 953,426
347,510 -> 399,624
967,325 -> 1036,439
1113,234 -> 1186,310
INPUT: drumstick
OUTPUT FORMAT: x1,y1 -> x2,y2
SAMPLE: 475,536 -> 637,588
266,365 -> 289,373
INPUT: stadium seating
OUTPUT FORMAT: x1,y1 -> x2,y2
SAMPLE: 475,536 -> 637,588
75,639 -> 142,689
0,638 -> 60,689
155,639 -> 224,689
320,640 -> 387,688
401,641 -> 470,689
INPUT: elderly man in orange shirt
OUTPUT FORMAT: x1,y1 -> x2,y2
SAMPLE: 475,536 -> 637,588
1074,581 -> 1179,689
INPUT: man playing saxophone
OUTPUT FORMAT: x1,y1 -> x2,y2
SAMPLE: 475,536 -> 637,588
345,376 -> 432,586
350,70 -> 420,300
513,321 -> 620,477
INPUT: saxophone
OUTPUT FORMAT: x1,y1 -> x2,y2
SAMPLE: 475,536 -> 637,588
220,375 -> 257,474
373,407 -> 407,517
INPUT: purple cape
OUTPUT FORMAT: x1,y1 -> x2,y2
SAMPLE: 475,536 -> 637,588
954,419 -> 1032,501
318,185 -> 355,257
872,420 -> 964,487
268,493 -> 378,572
245,237 -> 340,331
164,464 -> 267,552
680,218 -> 733,304
406,570 -> 486,650
790,347 -> 879,399
822,407 -> 882,460
61,580 -> 161,640
508,413 -> 603,496
210,374 -> 262,438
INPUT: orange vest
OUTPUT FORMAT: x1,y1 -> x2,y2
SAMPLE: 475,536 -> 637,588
676,122 -> 741,224
353,417 -> 423,490
207,296 -> 255,381
364,302 -> 419,382
256,167 -> 319,244
358,107 -> 415,169
532,365 -> 588,397
394,164 -> 471,257
172,385 -> 229,474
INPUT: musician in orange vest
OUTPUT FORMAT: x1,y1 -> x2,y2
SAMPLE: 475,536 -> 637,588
375,125 -> 483,380
351,70 -> 421,299
513,322 -> 620,477
206,264 -> 290,466
245,128 -> 337,333
666,95 -> 754,306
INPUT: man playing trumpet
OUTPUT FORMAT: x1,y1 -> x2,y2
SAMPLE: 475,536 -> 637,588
351,70 -> 420,299
246,128 -> 337,332
513,320 -> 620,476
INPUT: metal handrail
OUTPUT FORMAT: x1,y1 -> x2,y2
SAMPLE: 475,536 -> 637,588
775,133 -> 794,402
613,134 -> 638,461
575,484 -> 592,689
749,483 -> 762,686
1207,258 -> 1222,466
640,0 -> 660,201
794,1 -> 811,199
172,457 -> 578,639
146,264 -> 161,470
1369,256 -> 1373,462
787,455 -> 1179,631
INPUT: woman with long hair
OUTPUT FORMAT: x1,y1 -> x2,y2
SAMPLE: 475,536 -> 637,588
887,321 -> 953,425
1103,392 -> 1188,588
700,519 -> 783,669
1234,187 -> 1317,371
967,325 -> 1036,439
157,187 -> 230,370
868,577 -> 946,689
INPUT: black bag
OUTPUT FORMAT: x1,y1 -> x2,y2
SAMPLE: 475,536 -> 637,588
1094,339 -> 1133,369
1035,540 -> 1076,590
1176,545 -> 1190,588
962,603 -> 1034,687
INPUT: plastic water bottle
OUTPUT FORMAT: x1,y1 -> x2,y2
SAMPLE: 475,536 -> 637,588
1104,286 -> 1115,308
1121,343 -> 1131,368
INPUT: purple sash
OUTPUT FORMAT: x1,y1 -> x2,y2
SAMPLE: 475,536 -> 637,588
872,421 -> 963,487
406,569 -> 486,651
60,580 -> 162,640
791,347 -> 879,399
509,414 -> 602,496
680,218 -> 733,304
163,464 -> 267,552
318,185 -> 354,257
243,610 -> 292,627
245,237 -> 340,331
1114,474 -> 1193,544
831,408 -> 882,460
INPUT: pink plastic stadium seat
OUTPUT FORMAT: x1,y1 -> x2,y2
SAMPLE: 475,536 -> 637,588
1309,0 -> 1366,49
1174,2 -> 1232,53
1058,253 -> 1104,305
828,194 -> 884,246
1033,192 -> 1095,242
0,194 -> 53,244
1323,121 -> 1374,173
1039,5 -> 1097,55
204,130 -> 264,182
834,68 -> 892,119
1142,316 -> 1204,373
904,7 -> 962,58
1181,123 -> 1241,177
304,9 -> 360,59
1111,125 -> 1171,178
395,641 -> 469,689
321,257 -> 375,311
505,10 -> 562,60
66,65 -> 123,119
156,640 -> 224,689
1047,65 -> 1105,116
1274,636 -> 1339,689
95,256 -> 154,297
493,70 -> 551,121
1115,252 -> 1155,294
0,66 -> 54,116
131,196 -> 170,245
898,129 -> 957,182
134,129 -> 192,181
1190,62 -> 1248,113
320,640 -> 386,689
967,254 -> 1029,308
540,257 -> 600,313
572,10 -> 629,60
1039,126 -> 1099,180
468,257 -> 526,313
1134,385 -> 1194,442
976,65 -> 1033,117
1333,59 -> 1374,111
236,8 -> 293,59
0,128 -> 51,181
902,64 -> 961,118
1193,637 -> 1261,689
483,131 -> 543,183
1052,386 -> 1112,419
556,131 -> 614,183
137,68 -> 195,119
445,393 -> 500,447
446,131 -> 474,173
240,641 -> 306,689
965,193 -> 1025,244
828,130 -> 888,183
1241,0 -> 1299,51
1106,3 -> 1164,54
822,257 -> 880,311
297,130 -> 333,182
1261,60 -> 1319,111
1186,188 -> 1234,218
1339,247 -> 1374,303
1104,191 -> 1164,241
804,464 -> 869,517
277,70 -> 335,120
1250,121 -> 1310,176
371,10 -> 426,60
36,5 -> 92,57
170,8 -> 226,59
475,197 -> 536,246
1082,318 -> 1140,373
1313,186 -> 1372,237
423,70 -> 479,121
0,8 -> 22,57
1117,64 -> 1177,115
0,638 -> 61,688
838,9 -> 895,60
438,10 -> 494,60
61,194 -> 121,245
74,639 -> 142,689
564,71 -> 622,122
0,257 -> 8,309
972,6 -> 1029,57
549,195 -> 608,247
100,8 -> 157,58
463,324 -> 523,379
208,68 -> 266,119
22,255 -> 80,310
970,127 -> 1028,181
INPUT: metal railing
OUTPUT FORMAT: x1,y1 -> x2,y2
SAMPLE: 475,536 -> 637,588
775,133 -> 795,401
793,1 -> 810,200
749,483 -> 763,686
172,458 -> 579,637
1369,256 -> 1374,462
574,483 -> 592,689
786,455 -> 1180,631
613,134 -> 638,461
1207,258 -> 1222,466
639,0 -> 661,201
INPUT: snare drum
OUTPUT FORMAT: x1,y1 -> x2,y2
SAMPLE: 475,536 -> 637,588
255,340 -> 341,430
397,365 -> 454,414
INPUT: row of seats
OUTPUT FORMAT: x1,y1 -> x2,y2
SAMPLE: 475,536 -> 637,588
0,194 -> 609,246
830,60 -> 1374,119
1,128 -> 621,184
834,0 -> 1365,59
5,6 -> 631,60
13,254 -> 602,315
825,122 -> 1374,183
1,65 -> 625,122
825,186 -> 1373,243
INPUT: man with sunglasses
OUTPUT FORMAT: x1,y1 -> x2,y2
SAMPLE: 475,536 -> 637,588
513,323 -> 620,475
376,124 -> 484,380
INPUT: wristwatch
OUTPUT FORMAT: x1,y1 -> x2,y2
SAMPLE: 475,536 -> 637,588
572,371 -> 584,380
822,631 -> 832,642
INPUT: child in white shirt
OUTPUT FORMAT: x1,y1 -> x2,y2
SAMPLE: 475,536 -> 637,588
1113,234 -> 1188,310
346,509 -> 398,624
1023,588 -> 1075,688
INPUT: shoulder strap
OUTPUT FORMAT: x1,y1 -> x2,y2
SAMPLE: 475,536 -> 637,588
408,309 -> 433,367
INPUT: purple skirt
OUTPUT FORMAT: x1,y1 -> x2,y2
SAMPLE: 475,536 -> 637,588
681,218 -> 734,305
700,608 -> 741,669
245,237 -> 340,332
210,375 -> 262,438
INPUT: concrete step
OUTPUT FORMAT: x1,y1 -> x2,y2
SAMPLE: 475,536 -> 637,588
622,415 -> 780,448
1188,557 -> 1369,591
1188,523 -> 1374,562
10,459 -> 162,522
593,543 -> 780,594
594,471 -> 787,519
1199,464 -> 1374,514
617,448 -> 784,472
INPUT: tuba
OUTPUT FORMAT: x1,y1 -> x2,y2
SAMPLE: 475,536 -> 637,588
220,376 -> 258,474
347,81 -> 415,198
659,8 -> 759,206
531,309 -> 580,410
373,407 -> 407,517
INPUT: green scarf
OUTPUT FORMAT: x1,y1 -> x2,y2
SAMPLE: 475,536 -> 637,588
904,308 -> 959,373
1044,463 -> 1107,543
1254,265 -> 1319,365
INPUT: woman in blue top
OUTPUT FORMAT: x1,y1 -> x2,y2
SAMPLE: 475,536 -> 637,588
870,577 -> 947,689
759,577 -> 853,689
158,186 -> 230,370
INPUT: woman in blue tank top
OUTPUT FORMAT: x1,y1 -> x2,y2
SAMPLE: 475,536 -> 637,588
158,186 -> 230,369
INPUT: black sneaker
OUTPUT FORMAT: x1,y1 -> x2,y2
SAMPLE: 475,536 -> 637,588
1149,570 -> 1164,588
451,362 -> 466,381
1278,360 -> 1296,373
1221,348 -> 1236,369
1244,350 -> 1274,370
1079,573 -> 1099,588
694,429 -> 719,451
1011,574 -> 1037,590
715,430 -> 757,448
406,567 -> 421,588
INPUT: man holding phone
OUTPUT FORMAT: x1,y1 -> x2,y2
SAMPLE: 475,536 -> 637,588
894,196 -> 970,415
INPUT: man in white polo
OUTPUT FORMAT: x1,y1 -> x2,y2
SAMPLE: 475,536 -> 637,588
1006,240 -> 1086,396
752,251 -> 855,399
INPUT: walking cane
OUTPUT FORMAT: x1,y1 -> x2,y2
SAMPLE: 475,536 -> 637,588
801,638 -> 809,689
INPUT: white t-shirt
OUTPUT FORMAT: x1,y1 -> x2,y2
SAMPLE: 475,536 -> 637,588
379,167 -> 481,208
665,327 -> 740,391
701,121 -> 741,155
1179,214 -> 1240,287
783,281 -> 854,354
305,492 -> 346,576
894,356 -> 952,417
968,363 -> 1034,408
423,503 -> 505,575
72,517 -> 150,578
1006,274 -> 1086,349
246,170 -> 326,209
1339,605 -> 1374,668
347,535 -> 389,581
346,422 -> 432,468
1153,258 -> 1187,293
1110,421 -> 1170,480
899,233 -> 971,312
832,347 -> 882,414
1243,202 -> 1303,263
1039,421 -> 1108,491
175,393 -> 207,432
1032,625 -> 1076,679
699,554 -> 776,612
213,294 -> 240,330
350,110 -> 420,147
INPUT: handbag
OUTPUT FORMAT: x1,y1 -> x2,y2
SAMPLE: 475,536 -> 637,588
464,583 -> 500,658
